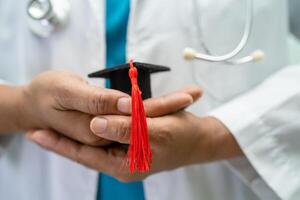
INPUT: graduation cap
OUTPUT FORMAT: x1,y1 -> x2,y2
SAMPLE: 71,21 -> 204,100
88,61 -> 170,172
88,62 -> 170,99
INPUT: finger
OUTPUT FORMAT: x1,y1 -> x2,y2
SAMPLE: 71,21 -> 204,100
144,85 -> 202,117
144,93 -> 192,117
90,115 -> 159,146
177,85 -> 203,102
49,110 -> 111,146
54,80 -> 131,115
26,130 -> 82,160
90,115 -> 131,144
26,129 -> 117,173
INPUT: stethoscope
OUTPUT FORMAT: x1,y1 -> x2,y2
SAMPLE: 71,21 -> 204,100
27,0 -> 70,38
27,0 -> 264,64
183,0 -> 265,64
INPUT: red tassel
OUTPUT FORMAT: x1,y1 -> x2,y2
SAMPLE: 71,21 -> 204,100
127,60 -> 152,172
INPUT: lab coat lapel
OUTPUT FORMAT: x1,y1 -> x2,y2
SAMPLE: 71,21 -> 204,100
49,1 -> 105,199
127,0 -> 287,199
86,0 -> 106,87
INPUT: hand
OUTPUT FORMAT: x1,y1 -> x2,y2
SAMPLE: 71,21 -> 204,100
26,114 -> 242,182
26,85 -> 242,182
18,70 -> 131,145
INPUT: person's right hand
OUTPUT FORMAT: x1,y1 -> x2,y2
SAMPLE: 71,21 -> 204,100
19,70 -> 130,145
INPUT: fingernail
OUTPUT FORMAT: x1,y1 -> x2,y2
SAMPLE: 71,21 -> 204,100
91,117 -> 108,134
117,97 -> 131,113
27,131 -> 48,145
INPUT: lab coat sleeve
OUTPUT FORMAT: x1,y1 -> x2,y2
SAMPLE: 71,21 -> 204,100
209,65 -> 300,200
0,80 -> 14,158
0,135 -> 14,158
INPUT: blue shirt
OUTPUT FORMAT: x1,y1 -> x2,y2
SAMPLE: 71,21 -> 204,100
97,1 -> 145,200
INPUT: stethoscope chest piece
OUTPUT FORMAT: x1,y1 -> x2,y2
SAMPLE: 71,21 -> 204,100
27,0 -> 70,37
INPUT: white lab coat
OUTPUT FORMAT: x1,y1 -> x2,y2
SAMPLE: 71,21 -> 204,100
0,0 -> 299,200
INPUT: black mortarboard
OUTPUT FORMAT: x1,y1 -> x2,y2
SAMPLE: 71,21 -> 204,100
88,62 -> 170,99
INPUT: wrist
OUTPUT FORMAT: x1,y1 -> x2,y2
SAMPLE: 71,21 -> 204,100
0,85 -> 29,133
195,116 -> 243,163
207,116 -> 243,160
15,85 -> 34,131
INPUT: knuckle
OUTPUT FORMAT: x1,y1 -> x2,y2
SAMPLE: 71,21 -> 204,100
74,145 -> 84,164
157,96 -> 167,109
52,77 -> 70,93
148,119 -> 172,144
159,126 -> 173,142
116,118 -> 131,143
89,93 -> 110,114
82,134 -> 102,146
53,84 -> 73,109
